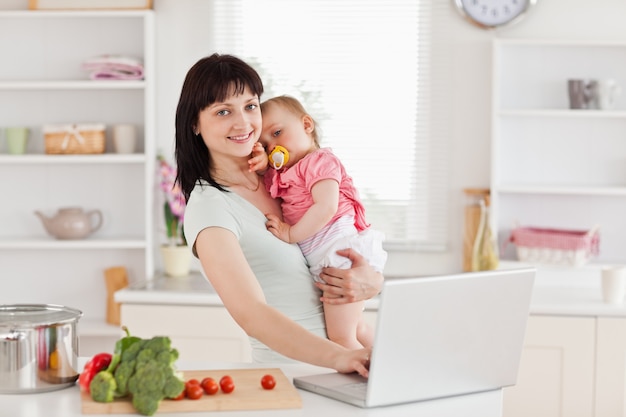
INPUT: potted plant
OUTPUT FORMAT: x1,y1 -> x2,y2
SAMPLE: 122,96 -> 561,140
158,155 -> 190,277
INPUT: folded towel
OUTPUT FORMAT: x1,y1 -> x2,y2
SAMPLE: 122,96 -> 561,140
82,55 -> 144,80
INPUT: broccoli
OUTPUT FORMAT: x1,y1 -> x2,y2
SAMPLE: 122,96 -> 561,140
110,335 -> 184,416
89,330 -> 184,415
127,355 -> 185,416
113,359 -> 135,396
121,338 -> 147,362
89,370 -> 117,403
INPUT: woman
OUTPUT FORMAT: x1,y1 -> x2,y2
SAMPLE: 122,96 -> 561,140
176,53 -> 383,377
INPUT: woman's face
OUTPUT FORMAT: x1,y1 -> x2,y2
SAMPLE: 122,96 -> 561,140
259,103 -> 315,169
196,86 -> 262,162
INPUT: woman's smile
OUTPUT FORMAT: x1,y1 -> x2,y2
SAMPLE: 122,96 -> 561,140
228,131 -> 255,143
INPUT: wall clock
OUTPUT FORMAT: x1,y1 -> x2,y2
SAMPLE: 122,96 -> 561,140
453,0 -> 537,29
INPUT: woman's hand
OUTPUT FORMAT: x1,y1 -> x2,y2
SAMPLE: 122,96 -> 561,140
334,347 -> 371,378
316,248 -> 383,304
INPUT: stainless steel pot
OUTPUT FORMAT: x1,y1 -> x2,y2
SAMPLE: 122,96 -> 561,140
0,304 -> 82,394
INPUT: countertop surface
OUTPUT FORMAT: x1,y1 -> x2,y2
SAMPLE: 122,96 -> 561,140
115,272 -> 382,310
3,360 -> 502,417
115,270 -> 626,317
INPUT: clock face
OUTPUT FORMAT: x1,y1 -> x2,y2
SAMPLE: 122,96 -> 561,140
454,0 -> 535,29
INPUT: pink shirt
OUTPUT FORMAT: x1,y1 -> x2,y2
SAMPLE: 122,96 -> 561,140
264,148 -> 369,232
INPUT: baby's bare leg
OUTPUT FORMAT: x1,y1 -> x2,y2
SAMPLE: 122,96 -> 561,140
356,317 -> 374,348
323,291 -> 367,349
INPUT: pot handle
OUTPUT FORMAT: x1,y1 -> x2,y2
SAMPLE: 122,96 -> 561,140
88,210 -> 103,234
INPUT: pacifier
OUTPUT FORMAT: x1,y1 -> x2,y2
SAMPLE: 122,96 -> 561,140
268,145 -> 290,170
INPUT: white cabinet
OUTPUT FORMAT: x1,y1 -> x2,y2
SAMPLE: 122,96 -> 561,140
118,303 -> 379,364
503,314 -> 626,417
0,11 -> 155,331
120,304 -> 252,363
503,315 -> 596,417
491,39 -> 626,263
595,317 -> 626,416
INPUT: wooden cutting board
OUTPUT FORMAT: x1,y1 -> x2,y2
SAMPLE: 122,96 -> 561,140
81,368 -> 302,414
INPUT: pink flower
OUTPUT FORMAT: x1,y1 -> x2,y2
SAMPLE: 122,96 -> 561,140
158,156 -> 186,246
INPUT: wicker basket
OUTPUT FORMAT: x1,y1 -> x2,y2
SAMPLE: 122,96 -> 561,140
509,225 -> 600,267
43,124 -> 106,154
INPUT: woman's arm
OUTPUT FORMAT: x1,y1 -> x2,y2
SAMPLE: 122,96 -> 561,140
194,226 -> 371,376
316,248 -> 384,304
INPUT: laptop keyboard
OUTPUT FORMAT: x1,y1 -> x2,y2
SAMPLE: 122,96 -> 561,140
342,381 -> 368,395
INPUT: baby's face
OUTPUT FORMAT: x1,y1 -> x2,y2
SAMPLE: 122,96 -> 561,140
259,103 -> 315,169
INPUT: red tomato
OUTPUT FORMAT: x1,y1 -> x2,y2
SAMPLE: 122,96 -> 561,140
220,375 -> 235,394
186,383 -> 203,400
201,377 -> 219,395
261,374 -> 276,390
186,378 -> 200,386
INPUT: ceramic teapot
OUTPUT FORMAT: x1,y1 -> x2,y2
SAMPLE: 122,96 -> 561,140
34,207 -> 103,240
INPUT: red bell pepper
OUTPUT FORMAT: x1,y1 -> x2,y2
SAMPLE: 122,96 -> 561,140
78,352 -> 112,393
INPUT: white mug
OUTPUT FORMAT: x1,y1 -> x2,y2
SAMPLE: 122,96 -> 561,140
112,124 -> 137,154
593,79 -> 621,110
601,266 -> 626,304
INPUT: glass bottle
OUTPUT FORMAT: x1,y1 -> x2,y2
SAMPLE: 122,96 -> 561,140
463,188 -> 490,272
471,196 -> 499,271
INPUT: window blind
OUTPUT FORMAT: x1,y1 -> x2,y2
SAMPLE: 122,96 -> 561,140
210,0 -> 449,251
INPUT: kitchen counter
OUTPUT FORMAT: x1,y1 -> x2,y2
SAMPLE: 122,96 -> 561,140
115,270 -> 626,317
530,285 -> 626,317
3,360 -> 503,417
115,272 -> 382,310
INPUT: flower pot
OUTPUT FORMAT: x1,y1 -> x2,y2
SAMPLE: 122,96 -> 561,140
160,245 -> 191,277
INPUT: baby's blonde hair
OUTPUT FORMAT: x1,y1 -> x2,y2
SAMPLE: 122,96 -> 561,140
261,95 -> 320,146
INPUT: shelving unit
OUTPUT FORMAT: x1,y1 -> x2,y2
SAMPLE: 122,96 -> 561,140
491,39 -> 626,266
0,10 -> 155,335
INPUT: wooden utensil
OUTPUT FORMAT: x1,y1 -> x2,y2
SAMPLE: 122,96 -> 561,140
103,266 -> 129,326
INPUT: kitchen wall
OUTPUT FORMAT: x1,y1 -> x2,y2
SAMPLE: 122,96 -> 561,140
5,0 -> 624,277
152,0 -> 626,277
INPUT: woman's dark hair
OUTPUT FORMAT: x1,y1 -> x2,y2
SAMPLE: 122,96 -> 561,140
174,53 -> 264,201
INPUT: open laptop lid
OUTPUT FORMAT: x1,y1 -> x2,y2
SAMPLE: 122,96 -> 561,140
365,267 -> 535,407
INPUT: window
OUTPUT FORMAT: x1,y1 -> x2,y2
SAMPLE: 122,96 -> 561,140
211,0 -> 449,251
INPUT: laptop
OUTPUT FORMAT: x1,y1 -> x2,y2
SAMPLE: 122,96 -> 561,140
293,267 -> 535,408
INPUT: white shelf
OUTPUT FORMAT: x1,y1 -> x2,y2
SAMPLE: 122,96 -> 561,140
499,109 -> 626,118
0,10 -> 151,17
0,238 -> 148,250
495,38 -> 626,47
0,80 -> 146,90
0,11 -> 156,322
492,38 -> 626,264
495,184 -> 626,196
0,154 -> 146,164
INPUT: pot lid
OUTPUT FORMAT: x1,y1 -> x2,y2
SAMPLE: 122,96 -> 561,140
0,304 -> 82,327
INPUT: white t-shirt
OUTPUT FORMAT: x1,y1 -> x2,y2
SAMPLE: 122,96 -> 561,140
183,180 -> 327,362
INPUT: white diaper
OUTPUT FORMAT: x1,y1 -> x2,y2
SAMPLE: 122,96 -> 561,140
305,227 -> 387,283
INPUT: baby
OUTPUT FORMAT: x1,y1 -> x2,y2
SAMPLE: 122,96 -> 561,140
250,95 -> 387,349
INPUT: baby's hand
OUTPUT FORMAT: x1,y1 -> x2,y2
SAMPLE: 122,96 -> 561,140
265,213 -> 292,243
249,142 -> 269,173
